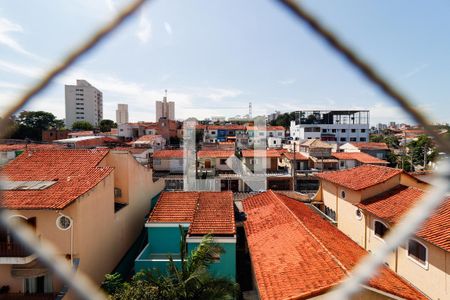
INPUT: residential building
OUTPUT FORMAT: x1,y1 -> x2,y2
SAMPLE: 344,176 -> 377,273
135,191 -> 236,279
113,147 -> 152,165
298,139 -> 338,170
53,136 -> 107,148
290,110 -> 370,143
313,165 -> 447,299
242,190 -> 426,300
332,152 -> 388,169
203,125 -> 246,143
115,104 -> 129,125
246,125 -> 285,148
0,149 -> 163,298
131,135 -> 165,152
155,92 -> 175,121
152,150 -> 184,174
65,80 -> 103,128
42,129 -> 69,142
340,142 -> 390,160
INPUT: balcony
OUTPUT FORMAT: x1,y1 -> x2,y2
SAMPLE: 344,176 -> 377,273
0,242 -> 32,258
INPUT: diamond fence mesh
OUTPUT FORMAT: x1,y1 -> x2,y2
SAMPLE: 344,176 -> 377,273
0,0 -> 448,299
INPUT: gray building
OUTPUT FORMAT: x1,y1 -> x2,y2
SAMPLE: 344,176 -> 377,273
155,91 -> 175,121
65,80 -> 103,128
116,103 -> 129,125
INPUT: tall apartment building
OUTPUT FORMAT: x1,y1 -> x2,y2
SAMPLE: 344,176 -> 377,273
155,91 -> 175,121
65,79 -> 103,128
290,110 -> 370,143
116,104 -> 129,125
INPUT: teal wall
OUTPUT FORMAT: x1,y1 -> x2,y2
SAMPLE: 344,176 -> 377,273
187,241 -> 236,280
148,226 -> 187,253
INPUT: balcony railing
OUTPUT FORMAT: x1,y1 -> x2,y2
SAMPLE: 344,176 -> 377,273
0,242 -> 33,257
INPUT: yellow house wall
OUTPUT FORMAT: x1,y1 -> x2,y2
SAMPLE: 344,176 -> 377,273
400,173 -> 430,190
360,176 -> 400,201
365,214 -> 396,270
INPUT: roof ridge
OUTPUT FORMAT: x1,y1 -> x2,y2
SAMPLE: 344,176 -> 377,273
269,190 -> 350,275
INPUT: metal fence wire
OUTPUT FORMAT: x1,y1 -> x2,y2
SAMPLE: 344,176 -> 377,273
0,0 -> 448,299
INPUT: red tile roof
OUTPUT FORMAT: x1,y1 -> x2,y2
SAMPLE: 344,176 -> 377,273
0,144 -> 64,152
153,149 -> 184,159
197,150 -> 235,159
0,149 -> 112,209
357,185 -> 450,252
243,191 -> 427,300
349,142 -> 389,150
148,191 -> 235,235
301,139 -> 333,148
315,165 -> 402,191
133,134 -> 163,143
332,152 -> 388,164
282,152 -> 309,161
242,149 -> 285,158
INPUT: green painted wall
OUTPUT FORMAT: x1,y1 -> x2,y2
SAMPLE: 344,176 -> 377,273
148,226 -> 187,253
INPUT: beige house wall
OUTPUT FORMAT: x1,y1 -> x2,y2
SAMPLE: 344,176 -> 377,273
360,176 -> 400,201
0,152 -> 164,297
310,286 -> 400,300
365,214 -> 397,270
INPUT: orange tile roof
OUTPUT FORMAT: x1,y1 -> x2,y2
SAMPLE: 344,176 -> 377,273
243,191 -> 427,300
282,152 -> 309,161
301,139 -> 333,148
148,191 -> 235,235
197,150 -> 235,158
349,142 -> 389,150
134,134 -> 163,142
0,144 -> 64,152
190,192 -> 235,235
153,149 -> 184,159
242,149 -> 286,158
332,152 -> 388,164
315,165 -> 402,191
357,185 -> 450,252
246,126 -> 285,131
68,131 -> 94,136
0,149 -> 112,209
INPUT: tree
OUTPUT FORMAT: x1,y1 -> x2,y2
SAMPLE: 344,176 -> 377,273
11,111 -> 64,141
407,135 -> 437,169
99,119 -> 117,132
72,121 -> 94,131
104,228 -> 238,300
269,112 -> 295,128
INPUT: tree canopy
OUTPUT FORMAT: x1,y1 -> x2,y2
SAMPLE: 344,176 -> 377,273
72,121 -> 94,131
99,119 -> 117,132
269,112 -> 295,128
9,111 -> 64,141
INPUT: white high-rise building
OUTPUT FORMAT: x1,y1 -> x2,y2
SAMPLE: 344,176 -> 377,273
155,90 -> 175,121
116,104 -> 129,125
290,110 -> 370,143
65,79 -> 103,128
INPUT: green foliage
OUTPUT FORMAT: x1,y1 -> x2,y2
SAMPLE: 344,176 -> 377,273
72,120 -> 94,131
100,119 -> 117,132
370,134 -> 400,149
407,135 -> 437,168
269,112 -> 295,128
104,227 -> 238,300
10,111 -> 64,141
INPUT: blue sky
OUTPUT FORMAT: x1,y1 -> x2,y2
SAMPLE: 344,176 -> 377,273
0,0 -> 449,125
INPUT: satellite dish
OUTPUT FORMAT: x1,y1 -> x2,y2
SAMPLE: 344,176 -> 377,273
56,215 -> 73,231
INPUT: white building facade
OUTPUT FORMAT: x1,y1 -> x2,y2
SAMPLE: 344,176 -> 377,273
65,80 -> 103,128
155,93 -> 175,121
290,110 -> 369,144
116,104 -> 129,125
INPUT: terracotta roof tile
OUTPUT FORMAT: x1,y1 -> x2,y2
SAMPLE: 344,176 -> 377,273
153,149 -> 184,159
301,139 -> 333,148
243,191 -> 427,300
0,144 -> 64,152
282,152 -> 309,161
315,165 -> 402,190
332,152 -> 388,164
357,185 -> 450,252
148,191 -> 235,235
197,150 -> 235,158
349,142 -> 389,150
242,149 -> 286,158
133,134 -> 163,143
0,149 -> 112,209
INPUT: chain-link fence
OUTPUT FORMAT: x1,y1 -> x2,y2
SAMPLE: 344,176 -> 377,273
0,0 -> 448,299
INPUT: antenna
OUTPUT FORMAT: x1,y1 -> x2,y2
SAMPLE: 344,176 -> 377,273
249,102 -> 252,119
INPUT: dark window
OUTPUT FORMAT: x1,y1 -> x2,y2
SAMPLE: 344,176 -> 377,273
220,159 -> 227,165
360,137 -> 367,142
350,137 -> 357,142
322,129 -> 327,133
340,137 -> 346,142
351,129 -> 356,133
361,129 -> 366,133
408,239 -> 427,265
341,129 -> 346,133
332,129 -> 336,133
374,220 -> 389,238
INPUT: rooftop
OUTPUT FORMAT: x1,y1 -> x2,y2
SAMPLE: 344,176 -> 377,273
246,125 -> 285,131
243,190 -> 426,300
357,185 -> 450,252
349,142 -> 389,150
148,191 -> 235,236
301,139 -> 333,149
0,144 -> 64,152
315,165 -> 402,191
332,152 -> 388,164
242,149 -> 286,158
0,149 -> 112,209
282,152 -> 309,161
197,150 -> 235,159
153,149 -> 184,159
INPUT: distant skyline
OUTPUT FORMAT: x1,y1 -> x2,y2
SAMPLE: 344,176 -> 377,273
0,0 -> 449,125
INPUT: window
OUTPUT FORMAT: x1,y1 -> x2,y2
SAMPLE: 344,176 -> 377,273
340,137 -> 346,142
211,131 -> 216,135
220,159 -> 227,165
361,129 -> 366,133
340,190 -> 346,198
322,129 -> 327,133
341,129 -> 346,133
360,137 -> 367,142
355,209 -> 362,220
350,137 -> 357,142
332,129 -> 336,133
407,239 -> 428,268
351,129 -> 356,133
374,220 -> 389,239
340,161 -> 345,168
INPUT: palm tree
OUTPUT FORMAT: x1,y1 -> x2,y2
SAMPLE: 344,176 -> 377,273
104,227 -> 238,300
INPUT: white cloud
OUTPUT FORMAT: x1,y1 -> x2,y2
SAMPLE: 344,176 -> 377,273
0,59 -> 44,78
136,11 -> 151,44
278,78 -> 296,85
164,22 -> 172,35
0,17 -> 36,58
